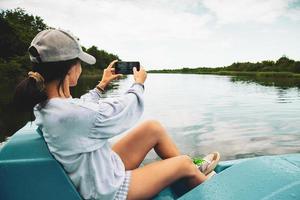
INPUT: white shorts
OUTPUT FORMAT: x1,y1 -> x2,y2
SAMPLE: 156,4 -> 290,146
114,170 -> 132,200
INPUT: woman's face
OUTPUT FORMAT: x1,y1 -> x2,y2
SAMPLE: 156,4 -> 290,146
68,60 -> 82,87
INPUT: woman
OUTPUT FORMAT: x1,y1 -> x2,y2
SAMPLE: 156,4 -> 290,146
14,28 -> 220,200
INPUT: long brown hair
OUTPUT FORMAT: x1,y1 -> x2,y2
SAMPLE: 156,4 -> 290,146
13,54 -> 79,119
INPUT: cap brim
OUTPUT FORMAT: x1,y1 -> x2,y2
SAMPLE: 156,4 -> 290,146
78,51 -> 96,65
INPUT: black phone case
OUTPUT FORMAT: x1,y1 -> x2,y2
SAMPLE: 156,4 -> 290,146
115,62 -> 140,74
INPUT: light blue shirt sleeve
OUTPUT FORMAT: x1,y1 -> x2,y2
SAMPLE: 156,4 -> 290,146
80,88 -> 103,103
89,83 -> 144,139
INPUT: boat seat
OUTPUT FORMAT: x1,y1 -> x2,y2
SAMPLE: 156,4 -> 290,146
0,122 -> 177,200
0,122 -> 82,200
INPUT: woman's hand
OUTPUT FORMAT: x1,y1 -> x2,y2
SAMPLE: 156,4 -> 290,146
97,60 -> 122,90
133,66 -> 147,84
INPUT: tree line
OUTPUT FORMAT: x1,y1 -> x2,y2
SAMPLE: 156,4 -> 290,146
0,8 -> 119,80
149,56 -> 300,75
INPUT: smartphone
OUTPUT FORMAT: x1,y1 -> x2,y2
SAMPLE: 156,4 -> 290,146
115,61 -> 140,75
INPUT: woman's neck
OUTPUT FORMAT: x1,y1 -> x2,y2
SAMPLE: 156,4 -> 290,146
46,79 -> 71,99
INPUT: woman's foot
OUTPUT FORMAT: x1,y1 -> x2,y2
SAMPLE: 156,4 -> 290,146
193,152 -> 220,175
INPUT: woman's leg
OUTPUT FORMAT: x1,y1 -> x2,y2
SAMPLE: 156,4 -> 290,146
113,120 -> 208,199
112,120 -> 181,170
127,155 -> 207,200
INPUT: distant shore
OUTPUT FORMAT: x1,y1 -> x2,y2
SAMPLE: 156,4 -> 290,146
148,70 -> 300,79
148,56 -> 300,79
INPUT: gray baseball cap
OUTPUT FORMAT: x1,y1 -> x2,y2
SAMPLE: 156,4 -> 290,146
28,28 -> 96,65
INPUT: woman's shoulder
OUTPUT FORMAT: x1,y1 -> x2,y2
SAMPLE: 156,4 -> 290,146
33,98 -> 99,121
46,97 -> 99,112
34,98 -> 98,128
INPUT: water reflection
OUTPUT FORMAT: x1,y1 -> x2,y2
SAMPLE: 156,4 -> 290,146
136,74 -> 300,161
230,76 -> 300,104
0,78 -> 29,142
230,76 -> 300,89
70,76 -> 121,98
1,74 -> 300,162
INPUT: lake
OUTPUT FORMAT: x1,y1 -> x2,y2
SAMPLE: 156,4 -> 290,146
1,74 -> 300,161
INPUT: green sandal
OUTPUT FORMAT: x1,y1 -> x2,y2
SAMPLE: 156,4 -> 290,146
193,152 -> 220,175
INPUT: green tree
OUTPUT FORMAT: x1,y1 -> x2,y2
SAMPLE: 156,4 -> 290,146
276,56 -> 295,71
0,8 -> 120,79
86,45 -> 119,70
292,61 -> 300,73
0,8 -> 47,60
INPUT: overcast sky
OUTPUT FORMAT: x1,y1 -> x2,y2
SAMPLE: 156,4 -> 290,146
1,0 -> 300,69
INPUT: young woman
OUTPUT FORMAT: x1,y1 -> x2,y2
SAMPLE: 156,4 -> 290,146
14,28 -> 220,200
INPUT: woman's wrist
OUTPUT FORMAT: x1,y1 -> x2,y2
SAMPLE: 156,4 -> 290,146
134,81 -> 144,85
96,81 -> 108,92
134,82 -> 144,86
133,82 -> 145,90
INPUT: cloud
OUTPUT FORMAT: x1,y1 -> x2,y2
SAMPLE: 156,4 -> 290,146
202,0 -> 295,24
0,0 -> 215,67
1,0 -> 300,69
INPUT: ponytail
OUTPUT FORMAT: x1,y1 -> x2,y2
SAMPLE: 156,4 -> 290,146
13,76 -> 48,112
13,58 -> 79,119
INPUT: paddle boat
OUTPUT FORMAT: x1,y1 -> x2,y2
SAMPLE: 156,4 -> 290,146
1,122 -> 300,200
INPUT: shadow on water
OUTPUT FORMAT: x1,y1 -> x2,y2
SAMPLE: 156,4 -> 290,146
230,76 -> 300,89
230,76 -> 300,103
0,77 -> 27,142
0,76 -> 120,142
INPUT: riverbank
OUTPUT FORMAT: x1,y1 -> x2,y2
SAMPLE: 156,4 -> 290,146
148,56 -> 300,78
148,70 -> 300,79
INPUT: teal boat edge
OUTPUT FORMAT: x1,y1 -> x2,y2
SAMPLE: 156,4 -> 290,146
1,122 -> 300,200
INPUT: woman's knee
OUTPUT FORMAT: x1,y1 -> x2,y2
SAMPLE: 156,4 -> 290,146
144,120 -> 163,130
178,155 -> 198,177
143,120 -> 166,137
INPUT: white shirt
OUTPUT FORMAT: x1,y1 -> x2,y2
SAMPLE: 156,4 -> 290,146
33,83 -> 144,200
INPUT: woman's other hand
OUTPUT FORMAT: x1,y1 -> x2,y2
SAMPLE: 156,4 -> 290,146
97,60 -> 122,90
133,66 -> 147,84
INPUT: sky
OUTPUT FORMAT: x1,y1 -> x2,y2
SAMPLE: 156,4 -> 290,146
1,0 -> 300,69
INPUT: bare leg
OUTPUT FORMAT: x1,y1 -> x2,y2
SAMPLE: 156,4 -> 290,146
127,155 -> 206,200
112,120 -> 207,199
112,120 -> 181,170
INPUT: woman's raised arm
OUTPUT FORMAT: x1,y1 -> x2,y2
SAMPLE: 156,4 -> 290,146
80,60 -> 123,102
88,66 -> 147,139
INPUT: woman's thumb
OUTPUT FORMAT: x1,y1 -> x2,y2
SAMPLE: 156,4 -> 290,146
133,67 -> 137,74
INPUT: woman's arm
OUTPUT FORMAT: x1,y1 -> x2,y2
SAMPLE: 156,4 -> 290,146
89,66 -> 147,139
89,82 -> 145,139
80,60 -> 122,102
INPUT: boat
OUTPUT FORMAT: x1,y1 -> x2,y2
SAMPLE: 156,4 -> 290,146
1,122 -> 299,200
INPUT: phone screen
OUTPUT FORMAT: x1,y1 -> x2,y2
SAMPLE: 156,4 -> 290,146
115,61 -> 140,74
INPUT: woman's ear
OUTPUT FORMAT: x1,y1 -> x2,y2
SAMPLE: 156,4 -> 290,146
67,65 -> 75,75
67,64 -> 81,87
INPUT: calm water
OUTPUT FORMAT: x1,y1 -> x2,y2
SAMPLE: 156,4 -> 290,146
107,74 -> 300,161
1,74 -> 300,161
